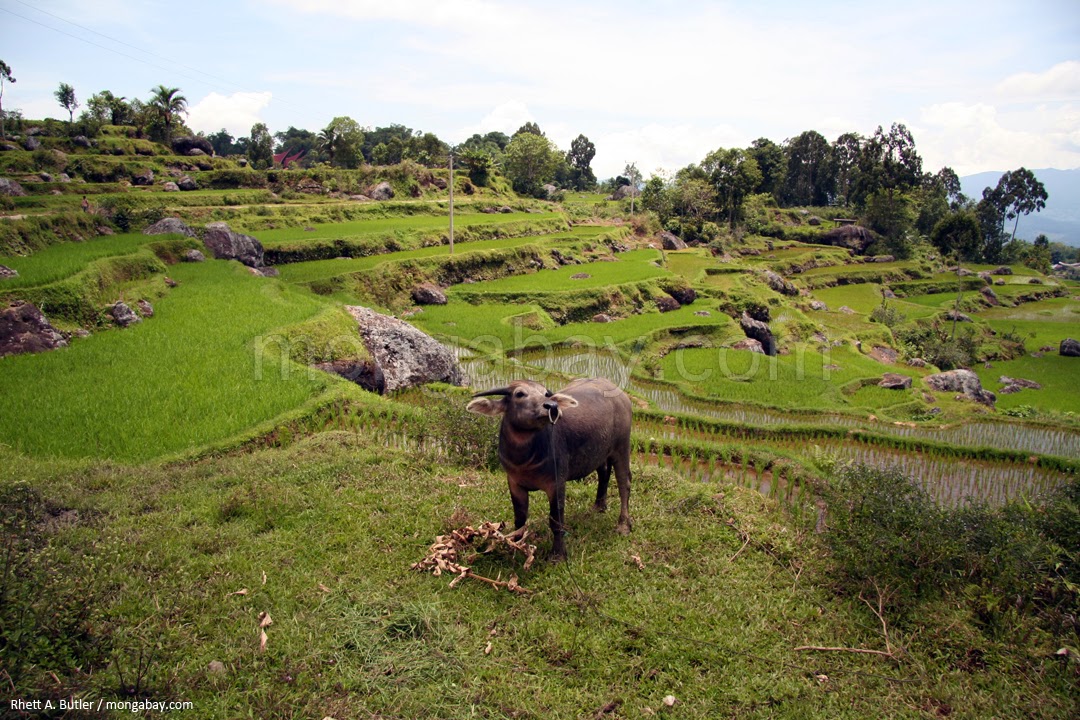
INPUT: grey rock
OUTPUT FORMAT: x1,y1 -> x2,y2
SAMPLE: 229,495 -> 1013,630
248,266 -> 279,277
819,225 -> 875,253
763,270 -> 798,296
203,222 -> 265,268
879,373 -> 912,390
0,301 -> 68,357
838,305 -> 856,314
809,300 -> 828,311
1060,338 -> 1080,357
368,182 -> 394,201
342,305 -> 464,393
991,265 -> 1013,275
0,265 -> 18,279
95,226 -> 114,236
39,172 -> 54,182
23,136 -> 40,151
925,369 -> 995,407
694,310 -> 711,316
411,282 -> 447,305
313,358 -> 386,394
72,135 -> 91,148
498,206 -> 513,213
907,357 -> 928,368
609,184 -> 640,200
187,148 -> 207,156
570,273 -> 591,280
132,168 -> 154,186
109,302 -> 141,328
171,136 -> 214,156
592,313 -> 613,323
999,375 -> 1041,391
136,299 -> 154,318
0,178 -> 26,196
659,231 -> 687,250
143,217 -> 196,237
163,182 -> 180,192
980,286 -> 999,305
178,175 -> 197,191
731,338 -> 765,354
0,142 -> 18,151
807,216 -> 822,226
656,296 -> 681,313
740,312 -> 777,356
944,309 -> 973,323
870,346 -> 899,364
663,285 -> 696,305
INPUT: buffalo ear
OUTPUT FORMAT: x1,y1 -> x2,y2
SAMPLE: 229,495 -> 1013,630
466,396 -> 507,417
548,393 -> 579,410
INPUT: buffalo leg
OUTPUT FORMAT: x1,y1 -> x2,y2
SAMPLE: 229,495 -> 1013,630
547,483 -> 567,561
613,453 -> 632,534
593,461 -> 611,513
509,480 -> 529,534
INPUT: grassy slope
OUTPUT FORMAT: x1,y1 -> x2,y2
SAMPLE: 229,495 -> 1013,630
5,433 -> 1074,719
0,261 -> 334,460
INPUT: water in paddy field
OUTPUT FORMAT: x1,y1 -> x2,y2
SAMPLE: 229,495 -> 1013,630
452,349 -> 1076,506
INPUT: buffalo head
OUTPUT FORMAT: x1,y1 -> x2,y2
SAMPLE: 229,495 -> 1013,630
466,380 -> 579,429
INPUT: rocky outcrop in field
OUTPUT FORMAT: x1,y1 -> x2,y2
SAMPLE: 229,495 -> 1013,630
203,222 -> 265,268
925,369 -> 995,407
0,301 -> 68,357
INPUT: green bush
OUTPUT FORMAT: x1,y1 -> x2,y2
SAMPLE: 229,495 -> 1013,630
98,195 -> 165,232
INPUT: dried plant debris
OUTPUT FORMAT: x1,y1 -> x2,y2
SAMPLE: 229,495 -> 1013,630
412,521 -> 536,594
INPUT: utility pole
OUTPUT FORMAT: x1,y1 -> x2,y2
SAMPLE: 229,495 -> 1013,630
448,152 -> 454,255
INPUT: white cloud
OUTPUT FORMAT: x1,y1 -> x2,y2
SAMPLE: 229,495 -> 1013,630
186,92 -> 272,137
592,124 -> 746,180
996,61 -> 1080,102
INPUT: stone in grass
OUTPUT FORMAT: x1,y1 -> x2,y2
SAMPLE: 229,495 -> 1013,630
0,301 -> 68,357
925,369 -> 995,407
136,299 -> 154,318
1060,338 -> 1080,357
879,373 -> 912,390
412,283 -> 447,305
0,265 -> 18,279
109,302 -> 141,328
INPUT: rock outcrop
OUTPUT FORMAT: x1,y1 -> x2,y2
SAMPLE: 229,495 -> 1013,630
143,217 -> 196,237
656,296 -> 681,313
341,305 -> 464,393
368,182 -> 394,201
925,369 -> 995,407
411,283 -> 447,305
659,231 -> 687,250
178,175 -> 197,191
0,265 -> 18,279
0,178 -> 26,196
879,373 -> 912,390
203,222 -> 265,268
109,302 -> 141,328
731,338 -> 765,354
0,302 -> 68,357
171,136 -> 214,156
998,376 -> 1041,394
763,270 -> 798,296
183,249 -> 206,262
740,312 -> 777,356
818,225 -> 875,253
1060,338 -> 1080,357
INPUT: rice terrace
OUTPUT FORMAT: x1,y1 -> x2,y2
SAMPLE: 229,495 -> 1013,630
2,60 -> 1080,720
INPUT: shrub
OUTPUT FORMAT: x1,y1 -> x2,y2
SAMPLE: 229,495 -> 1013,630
869,302 -> 906,328
98,195 -> 165,232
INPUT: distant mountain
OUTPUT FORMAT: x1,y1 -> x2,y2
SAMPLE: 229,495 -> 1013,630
959,168 -> 1080,247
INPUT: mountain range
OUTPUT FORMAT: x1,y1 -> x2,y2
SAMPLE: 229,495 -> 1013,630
959,168 -> 1080,247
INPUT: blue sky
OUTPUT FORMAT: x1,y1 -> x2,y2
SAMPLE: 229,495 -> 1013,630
1,0 -> 1078,179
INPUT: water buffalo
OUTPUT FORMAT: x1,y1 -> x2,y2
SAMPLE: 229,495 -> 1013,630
466,377 -> 633,561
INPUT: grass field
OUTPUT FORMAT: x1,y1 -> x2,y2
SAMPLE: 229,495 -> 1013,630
447,248 -> 667,294
0,261 -> 336,460
0,232 -> 167,288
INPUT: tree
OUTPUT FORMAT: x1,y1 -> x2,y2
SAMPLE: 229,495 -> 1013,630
746,138 -> 786,200
1002,167 -> 1048,243
55,82 -> 78,124
273,126 -> 317,159
458,147 -> 494,186
930,210 -> 982,262
86,90 -> 130,126
641,175 -> 673,222
623,162 -> 643,214
832,132 -> 863,206
207,128 -> 236,156
781,130 -> 833,206
405,131 -> 449,168
852,123 -> 923,207
148,85 -> 187,144
1023,234 -> 1052,273
512,121 -> 543,138
503,132 -> 560,197
0,60 -> 15,139
247,122 -> 274,169
704,148 -> 762,229
566,134 -> 596,190
319,116 -> 364,168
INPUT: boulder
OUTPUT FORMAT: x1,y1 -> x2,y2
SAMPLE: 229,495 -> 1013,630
248,266 -> 280,277
180,249 -> 204,263
740,312 -> 777,356
662,285 -> 696,305
999,376 -> 1041,392
809,300 -> 828,311
0,265 -> 18,279
925,369 -> 995,407
178,175 -> 198,191
72,135 -> 92,148
694,310 -> 711,317
570,273 -> 591,280
980,286 -> 999,305
991,266 -> 1013,276
609,184 -> 640,200
412,282 -> 447,305
659,231 -> 687,250
132,168 -> 154,186
0,178 -> 26,196
807,216 -> 822,226
731,338 -> 765,354
879,373 -> 912,390
498,206 -> 513,213
763,270 -> 798,296
819,225 -> 875,253
171,136 -> 214,156
656,296 -> 681,313
907,357 -> 928,368
163,181 -> 180,192
838,305 -> 856,314
0,142 -> 18,151
187,148 -> 207,156
543,183 -> 558,198
109,302 -> 141,328
871,255 -> 896,263
39,172 -> 54,182
23,136 -> 40,151
313,358 -> 386,394
368,182 -> 394,201
136,299 -> 154,318
143,217 -> 196,237
0,302 -> 68,357
1060,338 -> 1080,357
944,309 -> 973,323
203,222 -> 265,268
870,346 -> 899,364
335,305 -> 464,393
592,313 -> 613,323
96,226 -> 115,236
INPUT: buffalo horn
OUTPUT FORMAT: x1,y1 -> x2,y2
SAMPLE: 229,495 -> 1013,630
471,387 -> 511,398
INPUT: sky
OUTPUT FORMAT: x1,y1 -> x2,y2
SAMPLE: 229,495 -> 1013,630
1,0 -> 1079,180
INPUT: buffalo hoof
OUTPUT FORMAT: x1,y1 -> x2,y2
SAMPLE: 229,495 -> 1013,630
616,520 -> 632,535
548,549 -> 567,563
591,501 -> 608,513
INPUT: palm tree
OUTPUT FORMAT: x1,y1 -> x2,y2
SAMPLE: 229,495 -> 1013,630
149,85 -> 187,144
317,123 -> 339,166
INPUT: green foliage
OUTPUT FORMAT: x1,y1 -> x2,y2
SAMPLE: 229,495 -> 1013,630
54,82 -> 78,124
503,132 -> 561,197
931,209 -> 982,261
247,122 -> 274,169
97,194 -> 165,232
869,300 -> 906,328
